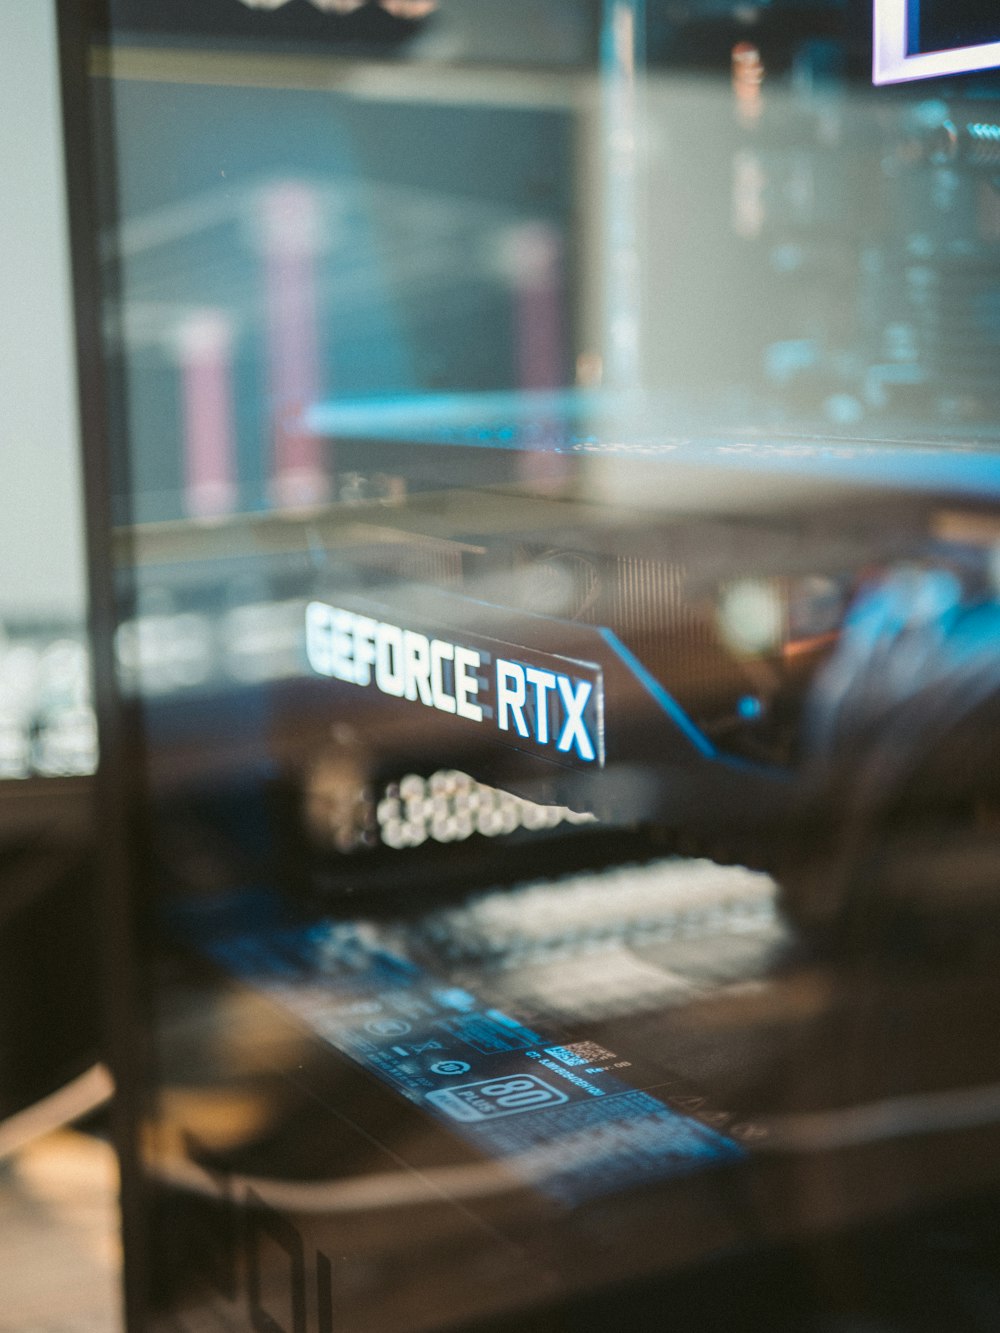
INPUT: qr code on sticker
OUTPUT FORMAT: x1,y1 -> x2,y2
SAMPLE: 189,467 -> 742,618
560,1041 -> 617,1065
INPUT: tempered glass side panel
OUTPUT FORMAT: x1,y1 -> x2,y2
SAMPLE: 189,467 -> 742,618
74,2 -> 1000,1330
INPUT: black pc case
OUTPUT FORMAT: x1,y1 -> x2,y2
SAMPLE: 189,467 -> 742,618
62,2 -> 1000,1329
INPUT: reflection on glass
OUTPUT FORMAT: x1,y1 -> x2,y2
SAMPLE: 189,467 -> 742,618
79,1 -> 1000,1328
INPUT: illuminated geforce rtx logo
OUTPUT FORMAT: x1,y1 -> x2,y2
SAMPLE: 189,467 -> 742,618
306,602 -> 604,767
874,0 -> 1000,84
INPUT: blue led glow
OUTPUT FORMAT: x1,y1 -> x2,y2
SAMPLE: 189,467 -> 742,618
737,695 -> 764,721
598,628 -> 716,757
304,390 -> 1000,502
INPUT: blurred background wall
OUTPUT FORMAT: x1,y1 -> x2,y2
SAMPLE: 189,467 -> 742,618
0,0 -> 86,626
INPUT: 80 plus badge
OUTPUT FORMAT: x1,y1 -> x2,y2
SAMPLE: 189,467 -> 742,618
426,1075 -> 569,1122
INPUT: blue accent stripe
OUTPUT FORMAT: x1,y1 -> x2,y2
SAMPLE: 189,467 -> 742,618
598,628 -> 716,757
304,390 -> 1000,501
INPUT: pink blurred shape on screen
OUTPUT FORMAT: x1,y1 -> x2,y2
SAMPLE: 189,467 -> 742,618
259,181 -> 331,512
505,221 -> 570,492
177,309 -> 238,521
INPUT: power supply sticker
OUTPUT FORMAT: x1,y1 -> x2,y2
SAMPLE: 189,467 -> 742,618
306,600 -> 605,768
200,921 -> 745,1208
